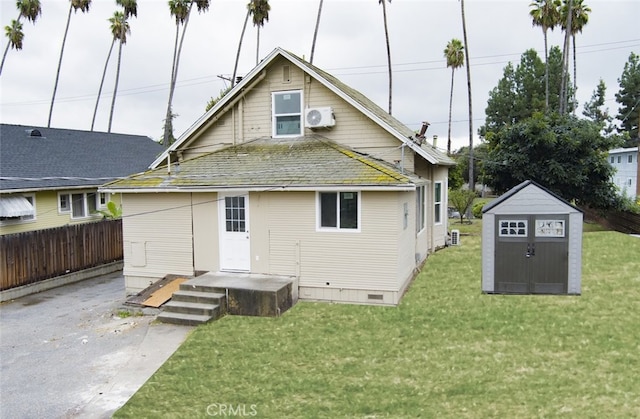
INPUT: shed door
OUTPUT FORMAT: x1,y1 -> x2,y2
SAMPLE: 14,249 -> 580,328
495,215 -> 569,294
219,193 -> 250,272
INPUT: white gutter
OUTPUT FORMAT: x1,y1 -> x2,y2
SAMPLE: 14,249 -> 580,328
100,184 -> 417,194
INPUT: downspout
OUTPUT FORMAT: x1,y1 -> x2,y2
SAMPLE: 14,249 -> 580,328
190,192 -> 196,275
430,165 -> 435,254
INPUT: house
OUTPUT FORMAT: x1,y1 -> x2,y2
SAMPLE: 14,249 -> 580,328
102,48 -> 455,306
0,124 -> 164,235
608,147 -> 639,200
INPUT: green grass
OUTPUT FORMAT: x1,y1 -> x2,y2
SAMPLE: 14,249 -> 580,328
115,222 -> 640,418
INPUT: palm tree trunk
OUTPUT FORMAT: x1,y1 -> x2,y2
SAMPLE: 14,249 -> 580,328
256,26 -> 260,66
48,4 -> 73,128
91,39 -> 115,131
543,28 -> 549,111
447,68 -> 455,155
162,2 -> 194,147
310,0 -> 323,64
572,33 -> 577,101
232,10 -> 250,88
460,0 -> 474,193
381,0 -> 392,115
559,0 -> 573,115
107,38 -> 123,133
0,13 -> 23,76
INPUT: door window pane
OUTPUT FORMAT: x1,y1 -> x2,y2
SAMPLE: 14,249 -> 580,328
225,196 -> 246,232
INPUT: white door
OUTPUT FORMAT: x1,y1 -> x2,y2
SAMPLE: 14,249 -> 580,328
218,193 -> 250,271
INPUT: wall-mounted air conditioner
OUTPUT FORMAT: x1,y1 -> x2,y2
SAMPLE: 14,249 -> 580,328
451,229 -> 460,246
305,107 -> 335,128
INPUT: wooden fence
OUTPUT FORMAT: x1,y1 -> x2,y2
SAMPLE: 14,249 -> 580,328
582,207 -> 640,234
0,220 -> 123,291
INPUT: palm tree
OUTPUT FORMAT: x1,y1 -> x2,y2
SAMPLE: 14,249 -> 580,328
529,0 -> 561,111
162,0 -> 210,147
378,0 -> 392,115
92,0 -> 137,132
561,0 -> 590,94
459,0 -> 474,193
559,0 -> 572,115
231,2 -> 252,88
444,39 -> 464,155
310,0 -> 323,64
48,0 -> 92,128
1,0 -> 42,76
107,11 -> 131,133
250,0 -> 270,66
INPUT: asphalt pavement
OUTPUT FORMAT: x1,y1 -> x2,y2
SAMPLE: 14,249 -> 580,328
0,271 -> 193,418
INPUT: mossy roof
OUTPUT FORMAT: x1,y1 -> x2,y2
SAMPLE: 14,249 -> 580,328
104,136 -> 422,191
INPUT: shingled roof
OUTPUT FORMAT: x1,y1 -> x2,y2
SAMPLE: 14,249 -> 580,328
0,124 -> 165,192
103,136 -> 423,192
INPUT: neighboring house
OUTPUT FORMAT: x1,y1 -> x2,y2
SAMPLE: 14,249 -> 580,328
0,124 -> 164,235
102,48 -> 455,306
608,147 -> 639,200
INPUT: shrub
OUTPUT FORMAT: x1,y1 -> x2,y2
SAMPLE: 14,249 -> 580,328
472,200 -> 487,219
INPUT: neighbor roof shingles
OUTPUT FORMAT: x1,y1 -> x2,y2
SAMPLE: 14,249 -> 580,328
0,124 -> 165,191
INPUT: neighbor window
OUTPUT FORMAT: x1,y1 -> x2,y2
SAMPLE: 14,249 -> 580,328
272,91 -> 302,137
618,156 -> 622,163
100,193 -> 108,206
59,193 -> 70,213
434,182 -> 442,224
628,178 -> 633,186
71,192 -> 99,219
610,156 -> 614,164
416,185 -> 425,233
629,155 -> 633,163
318,191 -> 359,230
0,194 -> 35,223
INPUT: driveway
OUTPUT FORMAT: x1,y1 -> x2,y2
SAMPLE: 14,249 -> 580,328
0,271 -> 192,418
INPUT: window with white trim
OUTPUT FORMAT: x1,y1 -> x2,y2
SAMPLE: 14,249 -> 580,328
100,193 -> 108,206
0,194 -> 35,223
71,192 -> 99,219
318,191 -> 359,230
416,185 -> 425,233
272,91 -> 302,137
434,182 -> 442,224
59,193 -> 70,213
499,220 -> 528,237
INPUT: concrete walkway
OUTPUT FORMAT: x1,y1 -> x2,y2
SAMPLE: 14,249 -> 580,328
0,271 -> 192,418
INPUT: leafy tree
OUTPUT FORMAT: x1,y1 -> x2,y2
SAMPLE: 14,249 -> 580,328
444,38 -> 464,154
1,0 -> 42,75
378,0 -> 392,115
481,47 -> 570,141
582,79 -> 614,136
449,187 -> 476,224
484,112 -> 622,210
447,161 -> 464,190
615,52 -> 640,146
529,0 -> 561,110
205,86 -> 232,112
250,0 -> 270,66
162,0 -> 210,147
48,0 -> 92,128
451,142 -> 488,188
309,0 -> 323,64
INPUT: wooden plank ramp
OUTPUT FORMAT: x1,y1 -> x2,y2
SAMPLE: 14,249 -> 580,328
142,277 -> 187,307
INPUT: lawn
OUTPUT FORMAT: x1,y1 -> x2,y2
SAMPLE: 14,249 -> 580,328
115,221 -> 640,418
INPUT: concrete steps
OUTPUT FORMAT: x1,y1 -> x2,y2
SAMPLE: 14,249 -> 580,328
157,286 -> 227,325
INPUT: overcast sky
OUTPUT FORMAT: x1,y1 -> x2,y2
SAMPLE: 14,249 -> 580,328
1,0 -> 638,152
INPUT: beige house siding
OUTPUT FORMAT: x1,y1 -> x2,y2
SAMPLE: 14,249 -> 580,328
0,190 -> 121,235
178,57 -> 414,169
431,166 -> 449,249
192,192 -> 219,274
122,193 -> 194,292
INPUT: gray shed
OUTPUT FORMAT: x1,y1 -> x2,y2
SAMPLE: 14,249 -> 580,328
482,180 -> 582,295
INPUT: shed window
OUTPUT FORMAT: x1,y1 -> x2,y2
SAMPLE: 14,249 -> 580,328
272,91 -> 302,137
499,220 -> 527,237
434,182 -> 442,224
318,192 -> 359,230
535,219 -> 565,237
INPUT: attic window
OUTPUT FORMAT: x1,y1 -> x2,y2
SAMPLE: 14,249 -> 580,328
272,90 -> 302,137
27,129 -> 42,137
